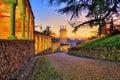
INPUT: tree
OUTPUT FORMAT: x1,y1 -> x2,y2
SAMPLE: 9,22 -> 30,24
49,0 -> 120,36
43,25 -> 52,35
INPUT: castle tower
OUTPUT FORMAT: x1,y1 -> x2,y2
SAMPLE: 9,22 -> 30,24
59,26 -> 67,44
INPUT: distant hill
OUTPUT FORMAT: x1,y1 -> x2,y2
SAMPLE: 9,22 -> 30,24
67,38 -> 84,46
52,38 -> 84,46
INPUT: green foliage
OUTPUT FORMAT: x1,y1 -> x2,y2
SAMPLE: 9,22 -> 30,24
32,57 -> 63,80
78,34 -> 120,49
49,0 -> 120,35
1,0 -> 9,4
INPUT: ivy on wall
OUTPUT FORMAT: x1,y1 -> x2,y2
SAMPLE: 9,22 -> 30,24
1,0 -> 9,4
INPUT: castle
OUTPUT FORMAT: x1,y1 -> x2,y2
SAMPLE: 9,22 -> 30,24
60,26 -> 67,44
59,26 -> 70,52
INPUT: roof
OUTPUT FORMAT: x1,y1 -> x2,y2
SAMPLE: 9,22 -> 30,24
60,43 -> 69,46
52,38 -> 60,43
34,31 -> 51,37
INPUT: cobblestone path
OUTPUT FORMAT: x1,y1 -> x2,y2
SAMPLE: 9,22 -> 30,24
47,52 -> 120,80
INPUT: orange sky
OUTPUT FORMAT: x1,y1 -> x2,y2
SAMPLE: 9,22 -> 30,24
35,13 -> 96,38
31,0 -> 96,38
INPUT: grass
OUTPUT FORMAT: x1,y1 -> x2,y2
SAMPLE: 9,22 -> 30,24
77,34 -> 120,49
30,57 -> 63,80
69,34 -> 120,61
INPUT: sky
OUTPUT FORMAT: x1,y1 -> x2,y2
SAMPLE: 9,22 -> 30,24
30,0 -> 95,38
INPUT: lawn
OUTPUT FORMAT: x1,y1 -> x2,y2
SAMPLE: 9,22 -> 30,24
77,34 -> 120,49
25,57 -> 63,80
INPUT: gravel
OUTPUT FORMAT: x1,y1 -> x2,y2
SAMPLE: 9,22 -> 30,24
47,52 -> 120,80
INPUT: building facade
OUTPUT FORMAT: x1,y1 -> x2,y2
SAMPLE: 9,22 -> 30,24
59,26 -> 70,52
0,0 -> 34,39
0,0 -> 35,79
35,31 -> 52,54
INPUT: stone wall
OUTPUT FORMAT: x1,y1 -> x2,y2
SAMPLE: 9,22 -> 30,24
52,42 -> 60,53
0,40 -> 35,80
36,48 -> 52,56
69,46 -> 120,61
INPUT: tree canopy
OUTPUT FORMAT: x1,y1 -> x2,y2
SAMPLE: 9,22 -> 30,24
49,0 -> 120,35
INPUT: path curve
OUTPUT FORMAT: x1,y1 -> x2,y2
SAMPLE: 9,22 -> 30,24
47,52 -> 120,80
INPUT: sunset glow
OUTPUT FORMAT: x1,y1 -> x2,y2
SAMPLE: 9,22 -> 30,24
30,0 -> 93,38
0,0 -> 120,80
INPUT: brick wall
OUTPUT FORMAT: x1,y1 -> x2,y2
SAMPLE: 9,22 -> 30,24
0,40 -> 35,79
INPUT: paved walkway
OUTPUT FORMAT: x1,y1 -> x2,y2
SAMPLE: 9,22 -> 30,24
47,52 -> 120,80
